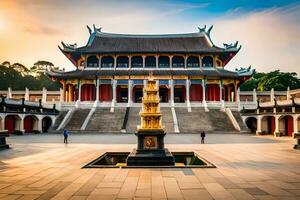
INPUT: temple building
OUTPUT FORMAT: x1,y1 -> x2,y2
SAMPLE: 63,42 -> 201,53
47,25 -> 252,108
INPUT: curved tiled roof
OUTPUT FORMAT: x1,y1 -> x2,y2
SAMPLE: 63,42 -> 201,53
46,68 -> 243,79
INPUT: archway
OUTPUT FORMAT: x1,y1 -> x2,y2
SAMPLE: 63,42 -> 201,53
190,84 -> 203,101
101,56 -> 114,68
145,56 -> 156,68
99,84 -> 112,102
174,85 -> 186,103
158,56 -> 170,68
24,115 -> 39,133
133,85 -> 143,103
131,56 -> 143,68
5,115 -> 21,134
117,56 -> 129,68
159,86 -> 169,103
279,115 -> 293,136
261,116 -> 275,135
87,56 -> 99,68
172,56 -> 184,68
42,116 -> 52,133
206,84 -> 220,101
81,84 -> 96,101
202,56 -> 213,67
187,56 -> 200,68
245,117 -> 257,133
117,85 -> 128,103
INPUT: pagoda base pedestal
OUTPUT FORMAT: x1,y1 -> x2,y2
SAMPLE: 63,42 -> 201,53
126,130 -> 175,166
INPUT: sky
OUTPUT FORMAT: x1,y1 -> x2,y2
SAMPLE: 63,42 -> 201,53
0,0 -> 300,74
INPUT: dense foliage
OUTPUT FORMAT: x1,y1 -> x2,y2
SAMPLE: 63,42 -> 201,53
0,61 -> 60,90
240,70 -> 300,91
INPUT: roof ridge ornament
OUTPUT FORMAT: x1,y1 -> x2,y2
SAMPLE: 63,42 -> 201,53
61,42 -> 77,50
93,24 -> 102,33
87,25 -> 92,35
223,41 -> 239,49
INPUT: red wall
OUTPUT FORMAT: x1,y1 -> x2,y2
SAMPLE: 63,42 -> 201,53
286,116 -> 294,136
190,84 -> 203,101
206,84 -> 220,101
24,116 -> 33,133
5,115 -> 15,134
100,84 -> 112,101
81,84 -> 96,101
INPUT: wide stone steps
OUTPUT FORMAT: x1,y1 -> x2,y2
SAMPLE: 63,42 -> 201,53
64,109 -> 90,131
51,111 -> 67,130
160,107 -> 174,133
176,108 -> 236,133
232,111 -> 249,132
207,109 -> 236,132
86,108 -> 126,132
126,107 -> 174,133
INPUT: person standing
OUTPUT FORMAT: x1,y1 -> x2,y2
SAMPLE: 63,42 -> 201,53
63,129 -> 69,144
200,131 -> 206,144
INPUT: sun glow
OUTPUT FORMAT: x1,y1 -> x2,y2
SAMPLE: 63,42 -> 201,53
0,14 -> 5,31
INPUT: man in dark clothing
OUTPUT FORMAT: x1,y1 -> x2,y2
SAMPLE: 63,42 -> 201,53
63,129 -> 69,144
200,131 -> 206,144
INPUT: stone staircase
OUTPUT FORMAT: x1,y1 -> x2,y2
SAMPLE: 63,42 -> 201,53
86,108 -> 126,132
125,107 -> 174,133
51,111 -> 67,130
64,109 -> 90,131
207,109 -> 236,132
126,107 -> 140,133
232,111 -> 249,132
160,107 -> 174,133
176,108 -> 236,133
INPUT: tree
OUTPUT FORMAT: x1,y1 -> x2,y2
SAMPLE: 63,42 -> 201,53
240,70 -> 300,91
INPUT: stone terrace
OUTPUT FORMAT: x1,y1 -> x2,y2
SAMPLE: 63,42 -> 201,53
0,134 -> 299,200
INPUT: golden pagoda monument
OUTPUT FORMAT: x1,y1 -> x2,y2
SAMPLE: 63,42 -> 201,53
126,73 -> 175,166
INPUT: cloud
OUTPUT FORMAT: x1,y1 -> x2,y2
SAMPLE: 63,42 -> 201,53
210,3 -> 300,74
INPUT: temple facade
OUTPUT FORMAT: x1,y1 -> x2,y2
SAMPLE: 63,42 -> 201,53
47,25 -> 252,109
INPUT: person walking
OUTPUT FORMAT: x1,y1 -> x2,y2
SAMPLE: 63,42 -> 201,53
200,131 -> 206,144
63,129 -> 69,144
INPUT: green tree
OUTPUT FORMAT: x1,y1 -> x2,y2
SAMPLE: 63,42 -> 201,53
240,70 -> 300,91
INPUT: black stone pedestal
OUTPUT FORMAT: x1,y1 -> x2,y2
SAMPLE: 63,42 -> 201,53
126,130 -> 175,166
294,133 -> 300,149
0,131 -> 9,150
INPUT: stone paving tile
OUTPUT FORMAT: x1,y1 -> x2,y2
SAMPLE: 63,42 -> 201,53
0,134 -> 299,199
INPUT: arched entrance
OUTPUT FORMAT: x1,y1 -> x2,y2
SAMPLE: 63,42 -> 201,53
81,84 -> 96,101
261,116 -> 275,135
279,115 -> 293,136
190,84 -> 203,101
42,116 -> 52,133
117,85 -> 128,103
206,84 -> 220,101
174,85 -> 186,103
133,85 -> 143,103
99,84 -> 112,101
5,115 -> 21,134
24,115 -> 39,133
159,86 -> 169,103
245,117 -> 257,133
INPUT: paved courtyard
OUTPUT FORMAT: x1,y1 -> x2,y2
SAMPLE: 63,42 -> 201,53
0,133 -> 299,200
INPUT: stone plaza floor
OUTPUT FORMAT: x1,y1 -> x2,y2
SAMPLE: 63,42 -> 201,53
0,133 -> 299,200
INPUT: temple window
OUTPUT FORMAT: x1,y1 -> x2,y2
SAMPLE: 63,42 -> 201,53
202,56 -> 214,67
187,56 -> 200,68
172,56 -> 184,68
117,56 -> 129,68
131,56 -> 143,68
158,56 -> 170,68
101,56 -> 114,68
87,56 -> 99,68
145,56 -> 156,68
